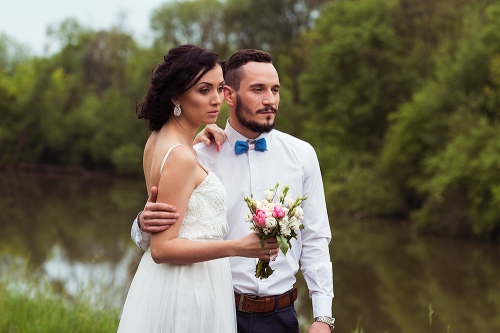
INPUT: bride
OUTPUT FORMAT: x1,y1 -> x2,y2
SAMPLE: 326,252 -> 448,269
117,45 -> 279,333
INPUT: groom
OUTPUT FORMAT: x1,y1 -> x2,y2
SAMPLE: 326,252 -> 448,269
132,49 -> 335,332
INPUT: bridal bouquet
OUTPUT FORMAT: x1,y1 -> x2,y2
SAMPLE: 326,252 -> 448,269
244,182 -> 307,279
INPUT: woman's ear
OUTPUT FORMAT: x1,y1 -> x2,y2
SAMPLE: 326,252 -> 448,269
171,97 -> 180,106
223,86 -> 235,106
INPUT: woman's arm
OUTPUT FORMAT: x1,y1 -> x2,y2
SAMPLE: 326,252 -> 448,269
149,146 -> 277,264
152,233 -> 278,264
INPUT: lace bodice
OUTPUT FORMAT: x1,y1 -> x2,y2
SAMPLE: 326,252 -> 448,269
159,144 -> 228,241
178,172 -> 228,240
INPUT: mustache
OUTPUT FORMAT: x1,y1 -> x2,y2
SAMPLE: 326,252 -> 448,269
256,106 -> 277,114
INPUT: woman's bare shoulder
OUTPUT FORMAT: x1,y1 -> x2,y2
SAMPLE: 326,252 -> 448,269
161,145 -> 197,171
144,131 -> 159,151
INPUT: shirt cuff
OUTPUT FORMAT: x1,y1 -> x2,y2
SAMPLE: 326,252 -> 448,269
131,217 -> 151,250
311,294 -> 334,318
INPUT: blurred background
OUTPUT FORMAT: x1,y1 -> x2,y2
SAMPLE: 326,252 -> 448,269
1,0 -> 500,332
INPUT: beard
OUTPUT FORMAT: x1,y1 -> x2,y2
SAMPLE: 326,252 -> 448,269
234,95 -> 277,134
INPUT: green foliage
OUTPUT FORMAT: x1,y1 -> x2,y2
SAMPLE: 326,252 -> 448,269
296,0 -> 500,239
150,0 -> 230,56
0,33 -> 30,73
224,0 -> 328,55
111,144 -> 143,175
321,149 -> 402,217
412,114 -> 500,237
0,71 -> 18,162
2,0 -> 500,239
382,2 -> 500,238
298,0 -> 420,217
301,0 -> 410,152
0,19 -> 149,170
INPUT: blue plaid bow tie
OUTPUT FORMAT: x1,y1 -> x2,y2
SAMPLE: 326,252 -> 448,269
234,138 -> 267,155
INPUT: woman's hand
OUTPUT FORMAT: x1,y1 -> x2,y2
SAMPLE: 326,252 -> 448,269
234,233 -> 280,261
193,124 -> 226,151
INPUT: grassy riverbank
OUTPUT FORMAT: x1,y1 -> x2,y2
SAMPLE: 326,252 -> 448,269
0,290 -> 119,333
0,267 -> 120,333
0,261 -> 453,333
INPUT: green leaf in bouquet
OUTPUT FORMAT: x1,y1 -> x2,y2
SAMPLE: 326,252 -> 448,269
264,265 -> 275,278
277,234 -> 289,256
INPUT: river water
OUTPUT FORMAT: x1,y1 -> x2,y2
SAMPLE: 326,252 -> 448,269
1,172 -> 499,332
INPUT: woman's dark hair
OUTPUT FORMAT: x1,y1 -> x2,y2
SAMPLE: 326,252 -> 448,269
137,44 -> 224,131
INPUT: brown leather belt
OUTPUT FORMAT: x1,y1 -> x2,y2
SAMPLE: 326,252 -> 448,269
235,288 -> 298,313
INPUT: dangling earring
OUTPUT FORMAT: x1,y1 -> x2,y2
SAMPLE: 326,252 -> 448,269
174,104 -> 181,117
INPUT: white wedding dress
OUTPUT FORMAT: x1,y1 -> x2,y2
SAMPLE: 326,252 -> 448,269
117,145 -> 236,333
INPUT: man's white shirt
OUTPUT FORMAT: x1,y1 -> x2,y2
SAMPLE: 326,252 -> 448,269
132,120 -> 334,317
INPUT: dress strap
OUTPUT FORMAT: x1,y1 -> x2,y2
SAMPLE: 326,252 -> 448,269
159,144 -> 184,174
159,144 -> 209,175
196,159 -> 209,174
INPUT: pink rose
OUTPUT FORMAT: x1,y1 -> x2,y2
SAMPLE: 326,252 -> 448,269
253,209 -> 267,227
272,206 -> 285,219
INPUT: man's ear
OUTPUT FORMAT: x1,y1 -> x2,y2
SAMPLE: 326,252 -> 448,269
224,86 -> 235,106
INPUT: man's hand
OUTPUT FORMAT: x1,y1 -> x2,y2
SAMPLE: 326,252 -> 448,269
193,124 -> 226,151
139,186 -> 179,233
308,321 -> 332,333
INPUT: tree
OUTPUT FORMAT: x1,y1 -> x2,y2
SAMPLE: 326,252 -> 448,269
0,33 -> 30,74
150,0 -> 230,56
382,2 -> 500,238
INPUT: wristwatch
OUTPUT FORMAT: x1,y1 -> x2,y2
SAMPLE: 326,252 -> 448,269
314,316 -> 335,330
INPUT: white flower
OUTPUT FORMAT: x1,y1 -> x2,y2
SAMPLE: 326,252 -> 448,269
266,216 -> 277,228
294,207 -> 304,220
244,212 -> 253,222
264,190 -> 274,201
289,218 -> 301,231
284,196 -> 294,206
279,220 -> 292,236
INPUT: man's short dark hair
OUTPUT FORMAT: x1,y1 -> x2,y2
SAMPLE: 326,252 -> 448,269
225,49 -> 272,91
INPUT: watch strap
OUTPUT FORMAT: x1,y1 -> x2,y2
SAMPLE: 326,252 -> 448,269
314,316 -> 335,330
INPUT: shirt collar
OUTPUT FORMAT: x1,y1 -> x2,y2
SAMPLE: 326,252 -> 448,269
224,119 -> 272,151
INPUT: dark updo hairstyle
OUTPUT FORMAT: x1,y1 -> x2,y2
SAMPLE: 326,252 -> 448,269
137,44 -> 224,131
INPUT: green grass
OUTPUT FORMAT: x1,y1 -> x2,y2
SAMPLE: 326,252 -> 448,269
0,264 -> 119,333
2,262 -> 452,333
350,305 -> 452,333
0,290 -> 119,333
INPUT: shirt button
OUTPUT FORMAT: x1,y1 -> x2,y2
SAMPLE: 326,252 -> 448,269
251,159 -> 255,162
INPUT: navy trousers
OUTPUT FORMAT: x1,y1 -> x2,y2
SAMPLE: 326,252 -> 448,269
236,303 -> 299,333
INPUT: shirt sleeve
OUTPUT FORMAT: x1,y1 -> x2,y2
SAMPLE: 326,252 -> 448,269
131,215 -> 151,251
299,145 -> 334,318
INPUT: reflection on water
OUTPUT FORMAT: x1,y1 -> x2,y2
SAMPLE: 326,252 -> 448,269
42,244 -> 137,309
1,172 -> 499,332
